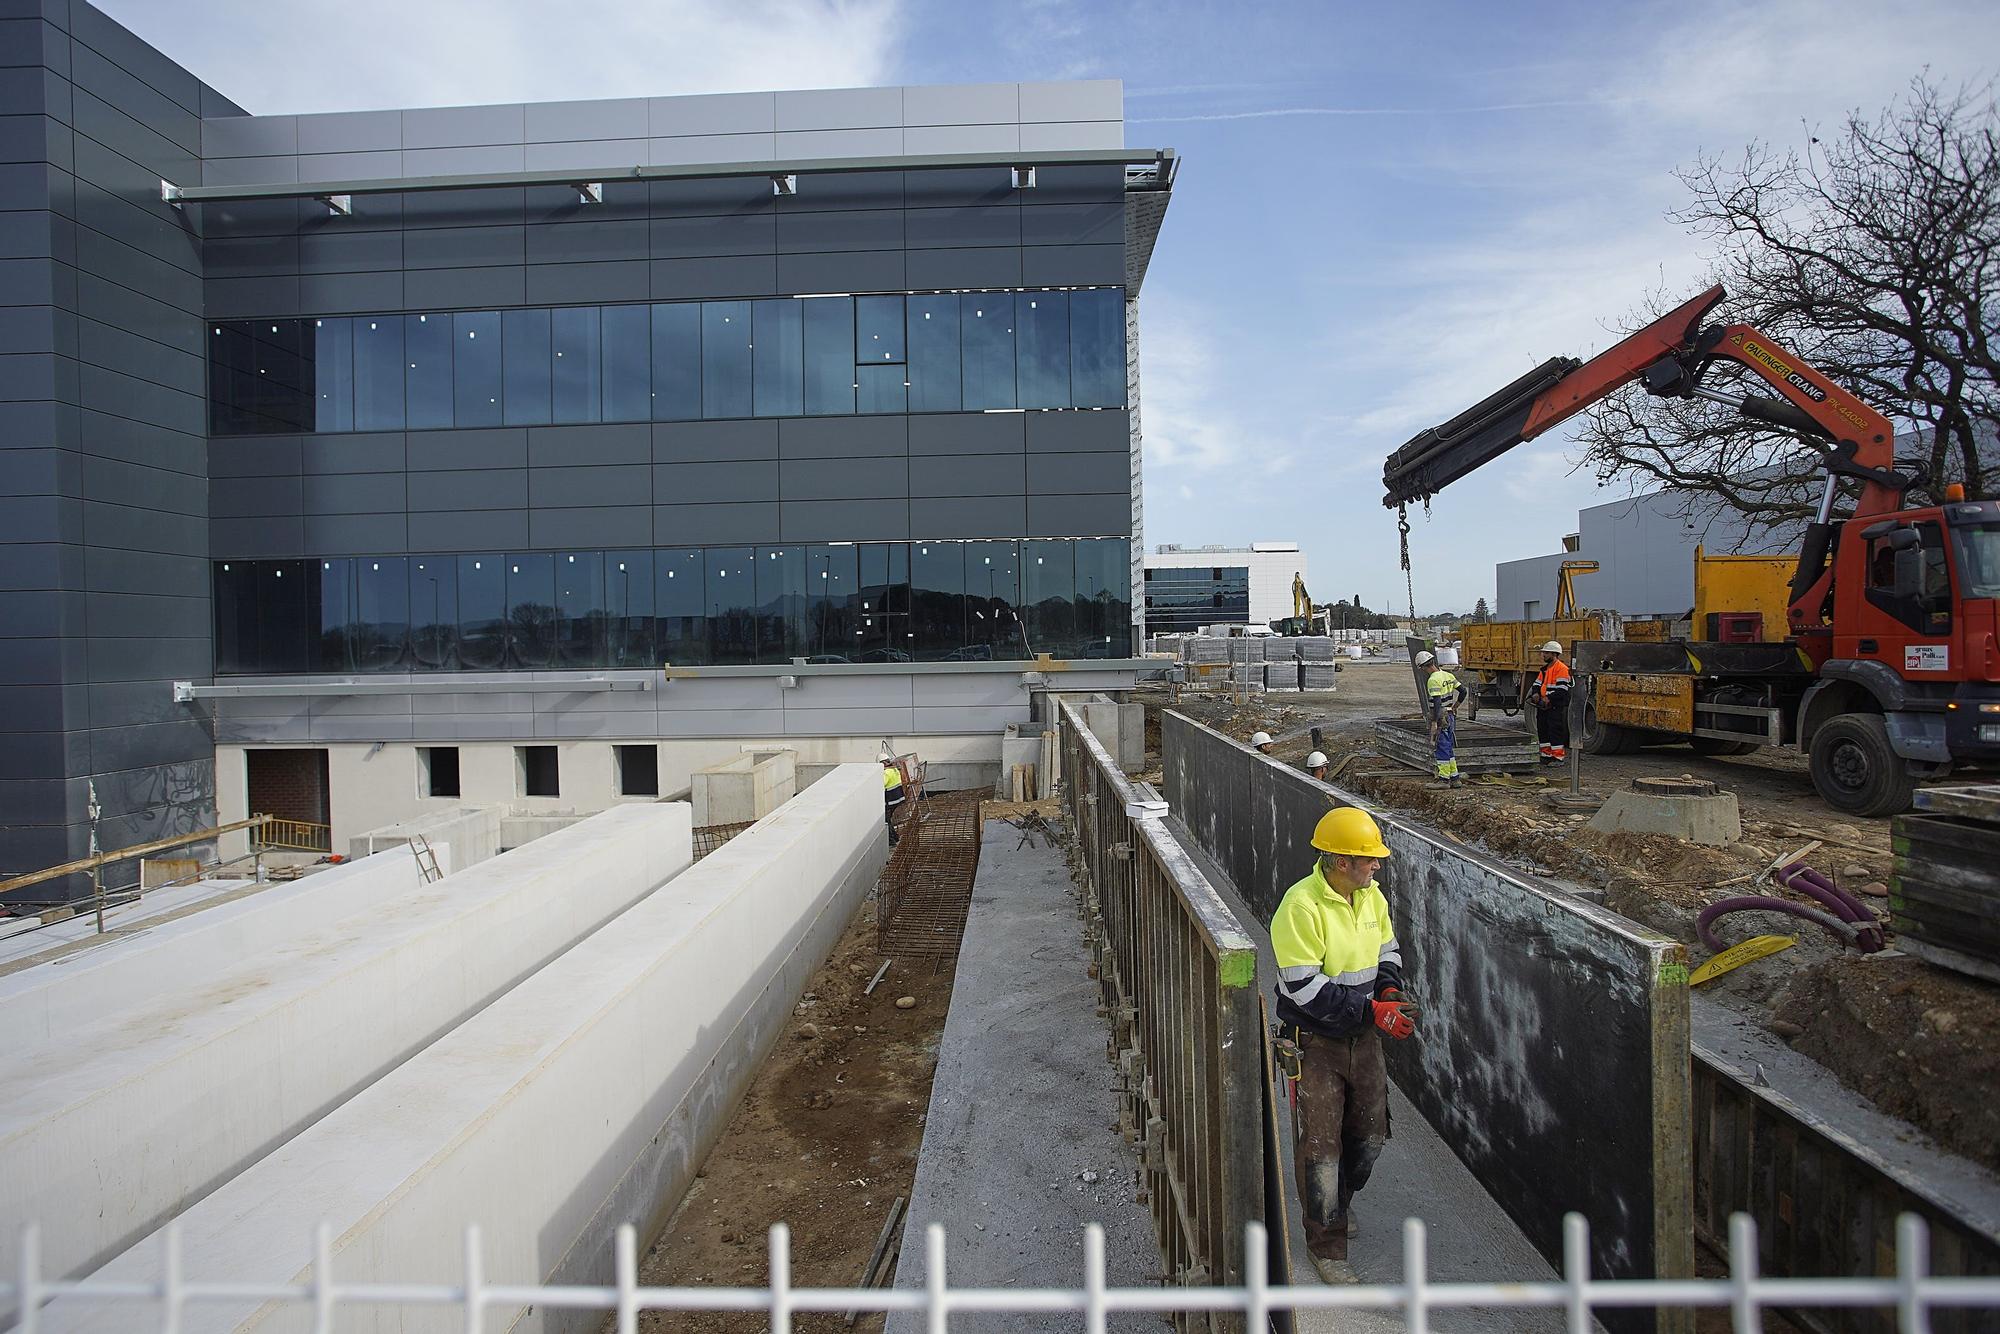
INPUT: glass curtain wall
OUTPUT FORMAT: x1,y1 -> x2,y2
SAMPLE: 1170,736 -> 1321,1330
213,539 -> 1130,674
210,290 -> 1126,435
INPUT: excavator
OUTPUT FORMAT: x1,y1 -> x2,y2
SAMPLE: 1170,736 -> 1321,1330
1268,572 -> 1330,636
1383,284 -> 1999,816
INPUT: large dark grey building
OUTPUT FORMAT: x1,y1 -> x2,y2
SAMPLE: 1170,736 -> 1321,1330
0,0 -> 1173,878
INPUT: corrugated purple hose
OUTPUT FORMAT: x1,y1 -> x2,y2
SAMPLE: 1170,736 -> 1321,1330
1777,861 -> 1885,952
1696,895 -> 1862,954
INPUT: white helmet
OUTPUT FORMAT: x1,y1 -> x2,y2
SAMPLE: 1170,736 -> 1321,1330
1249,731 -> 1273,747
1414,651 -> 1436,667
1541,640 -> 1563,654
1306,751 -> 1329,769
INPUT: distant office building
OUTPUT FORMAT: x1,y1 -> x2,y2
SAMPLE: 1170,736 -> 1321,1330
1,1 -> 1177,878
1142,543 -> 1304,633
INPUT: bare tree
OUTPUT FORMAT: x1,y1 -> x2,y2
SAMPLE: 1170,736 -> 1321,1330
1578,76 -> 1998,535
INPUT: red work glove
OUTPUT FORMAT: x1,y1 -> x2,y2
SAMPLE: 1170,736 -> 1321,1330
1371,990 -> 1418,1040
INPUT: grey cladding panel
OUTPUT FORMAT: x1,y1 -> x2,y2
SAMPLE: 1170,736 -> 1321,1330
523,259 -> 649,305
402,103 -> 527,150
1026,492 -> 1127,536
779,497 -> 908,542
650,212 -> 774,259
650,459 -> 776,504
652,418 -> 776,463
910,495 -> 1026,540
528,464 -> 652,509
404,508 -> 527,552
774,209 -> 902,254
654,501 -> 779,545
297,229 -> 403,273
525,218 -> 649,264
776,250 -> 906,295
400,266 -> 517,310
403,225 -> 524,269
906,246 -> 1021,289
650,254 -> 776,300
296,109 -> 401,154
1021,202 -> 1123,247
305,512 -> 408,555
407,428 -> 527,471
406,468 -> 526,511
779,455 -> 906,502
208,438 -> 302,479
1027,451 -> 1128,495
303,433 -> 405,475
1026,409 -> 1127,452
1023,244 -> 1124,286
302,472 -> 406,515
210,515 -> 303,558
777,415 -> 905,460
904,205 -> 1020,249
527,423 -> 649,468
529,506 -> 652,550
526,98 -> 648,143
909,451 -> 1026,498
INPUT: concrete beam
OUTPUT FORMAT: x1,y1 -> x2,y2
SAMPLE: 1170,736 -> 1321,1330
0,805 -> 692,1293
48,767 -> 888,1334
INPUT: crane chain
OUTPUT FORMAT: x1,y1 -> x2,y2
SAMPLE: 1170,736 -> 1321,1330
1396,502 -> 1416,621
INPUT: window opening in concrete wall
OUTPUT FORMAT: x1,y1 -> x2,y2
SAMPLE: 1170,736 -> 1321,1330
615,745 -> 659,798
421,747 -> 461,798
245,748 -> 330,827
518,746 -> 560,798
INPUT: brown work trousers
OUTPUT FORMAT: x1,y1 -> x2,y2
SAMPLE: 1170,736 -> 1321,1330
1291,1028 -> 1390,1261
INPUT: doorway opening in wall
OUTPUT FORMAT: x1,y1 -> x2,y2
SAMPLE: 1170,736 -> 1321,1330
615,744 -> 659,798
421,747 -> 461,798
517,745 -> 560,798
245,748 -> 330,830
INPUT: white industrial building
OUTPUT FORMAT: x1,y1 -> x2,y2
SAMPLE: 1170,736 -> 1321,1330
1142,542 -> 1306,633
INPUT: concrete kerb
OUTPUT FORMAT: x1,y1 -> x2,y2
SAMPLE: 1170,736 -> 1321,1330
44,765 -> 888,1334
1160,710 -> 1693,1324
0,804 -> 692,1296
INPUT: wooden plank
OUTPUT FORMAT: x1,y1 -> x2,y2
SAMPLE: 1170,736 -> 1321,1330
0,815 -> 272,895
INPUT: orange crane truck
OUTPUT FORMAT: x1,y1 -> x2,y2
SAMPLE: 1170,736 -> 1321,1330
1383,285 -> 1999,816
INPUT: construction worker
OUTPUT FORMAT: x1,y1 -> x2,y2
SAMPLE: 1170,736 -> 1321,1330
1305,750 -> 1330,781
1272,806 -> 1417,1285
1251,731 -> 1275,754
1414,651 -> 1466,787
1533,640 -> 1572,765
881,758 -> 906,846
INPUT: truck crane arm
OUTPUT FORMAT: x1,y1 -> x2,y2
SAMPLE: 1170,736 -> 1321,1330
1381,284 -> 1906,515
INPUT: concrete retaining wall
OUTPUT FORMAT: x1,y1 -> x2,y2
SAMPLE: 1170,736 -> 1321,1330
50,765 -> 888,1334
0,804 -> 692,1293
1161,711 -> 1691,1307
347,805 -> 502,871
692,748 -> 797,825
0,846 -> 430,1049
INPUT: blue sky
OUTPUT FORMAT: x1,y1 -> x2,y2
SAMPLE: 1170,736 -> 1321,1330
106,0 -> 2000,613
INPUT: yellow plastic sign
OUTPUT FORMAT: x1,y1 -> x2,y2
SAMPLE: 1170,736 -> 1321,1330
1689,934 -> 1798,987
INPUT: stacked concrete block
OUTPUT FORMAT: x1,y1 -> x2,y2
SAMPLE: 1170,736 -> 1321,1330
1296,637 -> 1335,661
1302,663 -> 1340,691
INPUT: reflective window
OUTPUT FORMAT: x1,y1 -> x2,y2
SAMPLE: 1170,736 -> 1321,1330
453,312 -> 502,428
907,294 -> 960,412
756,544 -> 807,660
705,546 -> 756,665
857,295 -> 905,365
960,294 -> 1016,410
752,300 -> 803,418
315,557 -> 354,672
551,307 -> 601,424
651,303 -> 701,422
965,540 -> 1020,656
210,320 -> 317,434
313,318 -> 353,432
856,364 -> 907,414
503,308 -> 552,426
802,297 -> 855,417
911,540 -> 967,661
1016,291 -> 1070,409
857,541 -> 910,661
405,313 -> 453,429
1069,288 -> 1124,408
805,543 -> 859,660
702,301 -> 753,420
601,304 -> 650,423
410,557 -> 459,671
354,316 -> 405,430
555,550 -> 605,668
457,555 -> 507,670
1021,539 -> 1075,655
1142,564 -> 1248,634
354,556 -> 410,671
214,540 -> 1130,674
655,547 -> 706,665
605,551 -> 655,668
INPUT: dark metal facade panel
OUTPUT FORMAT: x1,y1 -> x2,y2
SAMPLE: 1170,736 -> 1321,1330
649,253 -> 778,300
526,422 -> 650,468
405,466 -> 527,510
776,414 -> 906,459
779,496 -> 909,542
402,506 -> 527,551
526,462 -> 652,509
778,453 -> 906,502
302,432 -> 405,474
304,510 -> 408,554
405,426 -> 526,471
653,499 -> 780,545
909,451 -> 1024,497
1025,407 -> 1127,452
1026,449 -> 1128,495
909,494 -> 1026,540
1025,491 -> 1129,536
907,410 -> 1025,456
650,458 -> 777,504
905,245 -> 1022,289
527,504 -> 652,550
301,470 -> 406,514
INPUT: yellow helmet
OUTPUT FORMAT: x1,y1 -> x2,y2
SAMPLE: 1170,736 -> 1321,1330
1311,806 -> 1392,859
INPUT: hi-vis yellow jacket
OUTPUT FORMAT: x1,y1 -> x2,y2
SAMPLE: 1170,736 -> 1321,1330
1271,864 -> 1403,1037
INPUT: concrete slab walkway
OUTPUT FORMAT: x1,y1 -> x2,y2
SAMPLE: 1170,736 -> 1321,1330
888,819 -> 1157,1332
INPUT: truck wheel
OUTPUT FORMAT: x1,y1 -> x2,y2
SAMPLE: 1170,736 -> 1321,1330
1808,713 -> 1915,817
1578,699 -> 1635,755
1689,737 -> 1759,757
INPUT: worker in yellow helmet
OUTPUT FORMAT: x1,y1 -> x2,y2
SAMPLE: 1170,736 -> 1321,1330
1271,806 -> 1417,1285
881,758 -> 906,846
1414,650 -> 1465,788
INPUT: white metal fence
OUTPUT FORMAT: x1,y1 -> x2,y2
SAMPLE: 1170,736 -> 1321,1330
9,1213 -> 1998,1334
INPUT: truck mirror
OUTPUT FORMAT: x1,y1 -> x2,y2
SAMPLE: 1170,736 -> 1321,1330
1892,545 -> 1924,597
1883,526 -> 1921,551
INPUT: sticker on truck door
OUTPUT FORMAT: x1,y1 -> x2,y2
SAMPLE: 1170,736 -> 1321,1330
1904,644 -> 1950,671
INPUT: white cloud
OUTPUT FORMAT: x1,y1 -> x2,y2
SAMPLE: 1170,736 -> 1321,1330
99,0 -> 903,114
1137,298 -> 1253,473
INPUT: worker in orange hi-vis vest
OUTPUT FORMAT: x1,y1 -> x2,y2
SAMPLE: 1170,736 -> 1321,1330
1532,641 -> 1572,765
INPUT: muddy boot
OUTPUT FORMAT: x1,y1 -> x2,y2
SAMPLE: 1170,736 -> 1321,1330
1313,1256 -> 1359,1285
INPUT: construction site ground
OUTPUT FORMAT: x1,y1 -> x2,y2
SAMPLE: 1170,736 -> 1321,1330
1141,661 -> 2000,1176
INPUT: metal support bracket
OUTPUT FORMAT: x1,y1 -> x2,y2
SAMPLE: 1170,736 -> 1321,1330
574,181 -> 602,205
1012,165 -> 1037,189
771,173 -> 797,196
160,178 -> 183,208
317,194 -> 352,216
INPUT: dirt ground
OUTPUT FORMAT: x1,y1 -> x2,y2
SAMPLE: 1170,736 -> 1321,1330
1143,660 -> 2000,1173
630,901 -> 961,1332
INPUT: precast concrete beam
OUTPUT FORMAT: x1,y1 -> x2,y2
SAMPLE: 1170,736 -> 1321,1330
0,804 -> 692,1294
47,766 -> 888,1334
